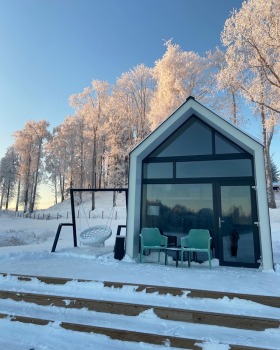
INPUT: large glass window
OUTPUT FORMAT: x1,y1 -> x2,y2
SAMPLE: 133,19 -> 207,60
142,184 -> 213,235
176,159 -> 252,178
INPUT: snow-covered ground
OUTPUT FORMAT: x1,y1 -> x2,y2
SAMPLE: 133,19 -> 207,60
0,191 -> 280,349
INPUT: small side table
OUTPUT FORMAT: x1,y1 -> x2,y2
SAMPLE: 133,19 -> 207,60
165,247 -> 181,267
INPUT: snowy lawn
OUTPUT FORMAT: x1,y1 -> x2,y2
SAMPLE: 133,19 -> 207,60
0,192 -> 279,349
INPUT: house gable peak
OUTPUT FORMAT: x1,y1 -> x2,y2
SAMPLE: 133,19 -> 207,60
186,96 -> 195,102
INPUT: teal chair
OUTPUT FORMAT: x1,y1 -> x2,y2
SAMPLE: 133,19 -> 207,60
140,228 -> 168,263
181,229 -> 212,269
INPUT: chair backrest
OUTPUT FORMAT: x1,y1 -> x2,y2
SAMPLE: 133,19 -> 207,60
140,228 -> 163,246
185,229 -> 211,249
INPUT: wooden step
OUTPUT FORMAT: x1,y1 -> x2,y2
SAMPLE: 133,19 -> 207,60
1,272 -> 279,308
0,289 -> 279,331
0,312 -> 271,350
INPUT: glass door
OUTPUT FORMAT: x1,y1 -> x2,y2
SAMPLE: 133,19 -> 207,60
218,184 -> 260,267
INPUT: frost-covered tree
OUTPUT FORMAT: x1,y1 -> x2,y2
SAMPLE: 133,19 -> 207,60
115,64 -> 155,142
149,40 -> 210,128
45,126 -> 70,203
207,48 -> 246,126
103,65 -> 153,187
220,0 -> 280,208
254,77 -> 279,208
0,146 -> 19,209
57,116 -> 80,192
104,93 -> 132,188
221,0 -> 280,114
70,80 -> 111,208
14,120 -> 50,212
270,157 -> 280,182
243,69 -> 279,208
70,80 -> 110,190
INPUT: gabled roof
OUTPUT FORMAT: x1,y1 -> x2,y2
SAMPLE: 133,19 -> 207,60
130,96 -> 262,160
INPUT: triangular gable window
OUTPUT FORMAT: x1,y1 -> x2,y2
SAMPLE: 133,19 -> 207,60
215,133 -> 244,154
148,116 -> 244,158
149,117 -> 212,157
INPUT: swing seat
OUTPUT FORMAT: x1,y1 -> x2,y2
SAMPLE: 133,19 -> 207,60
79,225 -> 112,247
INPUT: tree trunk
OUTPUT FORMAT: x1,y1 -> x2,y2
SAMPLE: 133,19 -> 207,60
264,146 -> 276,208
79,136 -> 84,189
23,184 -> 29,213
231,89 -> 237,125
5,178 -> 11,209
59,175 -> 65,202
23,153 -> 32,213
0,185 -> 4,209
15,178 -> 21,212
91,131 -> 96,210
99,155 -> 103,188
29,179 -> 34,212
261,107 -> 276,208
30,141 -> 42,212
54,176 -> 58,205
113,190 -> 116,207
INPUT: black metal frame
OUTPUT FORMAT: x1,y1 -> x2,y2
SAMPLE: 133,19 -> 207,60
51,188 -> 128,252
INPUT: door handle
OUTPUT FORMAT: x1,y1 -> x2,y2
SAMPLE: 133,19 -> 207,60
219,217 -> 225,228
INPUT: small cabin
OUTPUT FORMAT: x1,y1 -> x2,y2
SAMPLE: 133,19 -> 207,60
126,97 -> 274,270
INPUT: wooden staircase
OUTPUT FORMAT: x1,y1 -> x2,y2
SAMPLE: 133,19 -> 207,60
0,273 -> 279,349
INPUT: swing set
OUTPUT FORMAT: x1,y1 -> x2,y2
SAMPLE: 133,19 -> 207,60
51,188 -> 128,253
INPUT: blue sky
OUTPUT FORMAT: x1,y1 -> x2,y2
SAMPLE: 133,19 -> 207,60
0,0 -> 279,169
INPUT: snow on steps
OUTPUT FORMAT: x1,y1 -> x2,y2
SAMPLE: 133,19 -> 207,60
1,272 -> 279,308
0,273 -> 279,350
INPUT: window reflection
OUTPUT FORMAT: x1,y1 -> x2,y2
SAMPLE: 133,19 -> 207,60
176,159 -> 252,178
142,184 -> 213,234
149,118 -> 212,157
215,134 -> 244,154
221,186 -> 255,263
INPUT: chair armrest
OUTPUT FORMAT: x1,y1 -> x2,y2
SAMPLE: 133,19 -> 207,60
181,236 -> 189,248
160,235 -> 168,247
